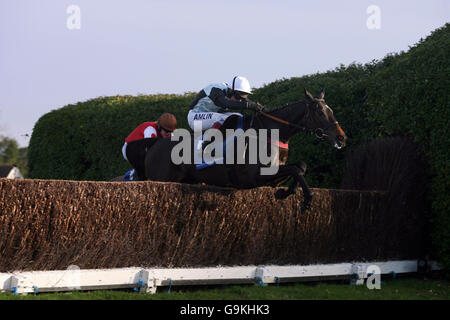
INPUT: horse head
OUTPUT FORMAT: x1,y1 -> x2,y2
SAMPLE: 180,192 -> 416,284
303,88 -> 347,149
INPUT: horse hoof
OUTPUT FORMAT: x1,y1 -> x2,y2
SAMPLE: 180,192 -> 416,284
275,189 -> 289,200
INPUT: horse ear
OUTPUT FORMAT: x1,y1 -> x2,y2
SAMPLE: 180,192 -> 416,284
319,88 -> 325,99
304,88 -> 314,101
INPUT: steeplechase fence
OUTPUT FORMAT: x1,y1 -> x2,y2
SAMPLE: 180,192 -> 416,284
0,178 -> 432,294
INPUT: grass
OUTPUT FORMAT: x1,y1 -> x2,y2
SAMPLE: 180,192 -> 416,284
0,276 -> 449,300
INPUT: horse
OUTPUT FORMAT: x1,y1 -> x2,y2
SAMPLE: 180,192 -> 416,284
143,89 -> 347,211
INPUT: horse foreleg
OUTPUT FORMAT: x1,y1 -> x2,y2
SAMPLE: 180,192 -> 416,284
297,173 -> 312,212
293,161 -> 312,211
260,161 -> 312,212
275,174 -> 299,200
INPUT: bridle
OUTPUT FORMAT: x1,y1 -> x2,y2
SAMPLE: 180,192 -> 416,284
255,99 -> 339,139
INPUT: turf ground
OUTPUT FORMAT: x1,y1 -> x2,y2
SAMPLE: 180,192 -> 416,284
0,276 -> 448,300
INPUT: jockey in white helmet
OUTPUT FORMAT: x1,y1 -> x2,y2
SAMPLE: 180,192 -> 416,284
187,76 -> 263,131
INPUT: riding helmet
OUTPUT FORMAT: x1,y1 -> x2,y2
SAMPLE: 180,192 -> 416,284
228,76 -> 252,94
158,113 -> 177,132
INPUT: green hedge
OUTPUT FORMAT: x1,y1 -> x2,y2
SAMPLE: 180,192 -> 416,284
28,24 -> 449,271
366,25 -> 450,274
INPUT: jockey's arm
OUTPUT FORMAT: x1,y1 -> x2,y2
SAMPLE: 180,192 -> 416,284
143,126 -> 158,138
209,87 -> 251,110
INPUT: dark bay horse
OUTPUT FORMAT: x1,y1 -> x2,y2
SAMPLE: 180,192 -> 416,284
144,89 -> 347,211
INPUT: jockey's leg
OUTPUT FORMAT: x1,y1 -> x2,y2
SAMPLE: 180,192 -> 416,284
187,112 -> 244,167
188,110 -> 218,131
122,142 -> 128,161
125,138 -> 157,180
188,112 -> 233,152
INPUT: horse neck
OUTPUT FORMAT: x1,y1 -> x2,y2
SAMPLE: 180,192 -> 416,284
254,100 -> 309,141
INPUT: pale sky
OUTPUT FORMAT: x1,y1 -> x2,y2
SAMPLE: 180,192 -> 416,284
0,0 -> 449,147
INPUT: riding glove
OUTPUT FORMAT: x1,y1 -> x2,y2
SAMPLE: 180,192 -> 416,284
247,101 -> 264,111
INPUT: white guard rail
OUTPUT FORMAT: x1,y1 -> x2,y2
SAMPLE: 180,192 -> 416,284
0,260 -> 439,295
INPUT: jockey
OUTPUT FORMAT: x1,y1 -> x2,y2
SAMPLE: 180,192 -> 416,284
122,113 -> 177,181
187,76 -> 263,131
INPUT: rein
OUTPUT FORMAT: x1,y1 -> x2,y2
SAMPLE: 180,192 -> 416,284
256,106 -> 338,139
257,110 -> 319,135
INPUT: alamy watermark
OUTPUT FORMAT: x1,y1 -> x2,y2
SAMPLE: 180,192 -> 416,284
353,264 -> 382,289
57,265 -> 81,291
366,5 -> 381,30
66,5 -> 81,30
170,121 -> 280,175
